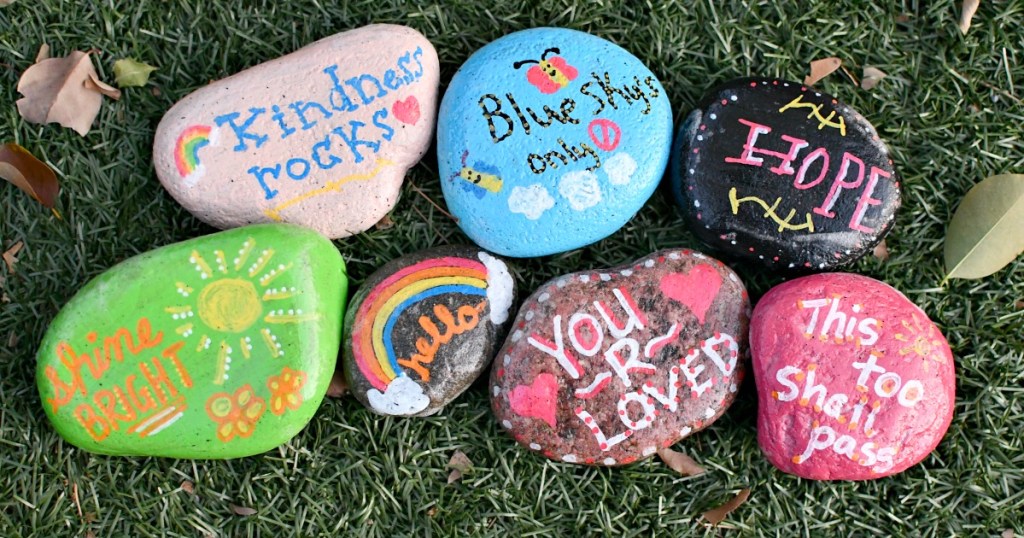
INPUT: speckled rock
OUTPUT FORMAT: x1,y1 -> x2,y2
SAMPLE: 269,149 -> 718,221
36,224 -> 346,458
154,24 -> 439,239
342,246 -> 515,416
437,27 -> 673,257
491,249 -> 750,465
671,77 -> 901,271
751,273 -> 955,480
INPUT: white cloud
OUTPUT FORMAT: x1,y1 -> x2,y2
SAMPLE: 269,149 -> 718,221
478,251 -> 514,324
507,184 -> 555,220
559,170 -> 602,211
366,376 -> 430,416
605,152 -> 637,185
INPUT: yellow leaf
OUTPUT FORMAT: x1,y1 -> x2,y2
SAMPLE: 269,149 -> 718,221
113,58 -> 157,88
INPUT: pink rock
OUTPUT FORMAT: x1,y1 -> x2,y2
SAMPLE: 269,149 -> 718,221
154,25 -> 439,239
751,273 -> 955,480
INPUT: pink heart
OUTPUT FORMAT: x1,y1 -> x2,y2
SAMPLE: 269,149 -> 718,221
508,373 -> 558,429
659,265 -> 723,325
391,96 -> 420,125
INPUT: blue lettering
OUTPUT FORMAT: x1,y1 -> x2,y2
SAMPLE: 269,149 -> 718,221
412,47 -> 425,79
372,108 -> 394,142
215,108 -> 268,151
382,69 -> 404,91
270,105 -> 297,140
288,100 -> 333,130
333,121 -> 381,163
248,164 -> 281,199
323,65 -> 359,113
312,134 -> 343,170
396,52 -> 415,83
345,74 -> 388,106
285,158 -> 311,180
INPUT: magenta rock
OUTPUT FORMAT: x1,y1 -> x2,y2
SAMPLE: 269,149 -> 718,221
751,273 -> 955,480
490,249 -> 750,466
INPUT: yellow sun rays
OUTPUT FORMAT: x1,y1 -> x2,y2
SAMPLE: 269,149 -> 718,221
166,237 -> 319,385
893,314 -> 947,371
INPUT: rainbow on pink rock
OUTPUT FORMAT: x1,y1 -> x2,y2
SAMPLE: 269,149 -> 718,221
174,125 -> 219,186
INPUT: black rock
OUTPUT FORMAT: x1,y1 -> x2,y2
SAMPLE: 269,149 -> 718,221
342,245 -> 516,417
671,77 -> 901,271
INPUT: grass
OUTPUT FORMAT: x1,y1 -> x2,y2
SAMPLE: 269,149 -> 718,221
1,0 -> 1023,535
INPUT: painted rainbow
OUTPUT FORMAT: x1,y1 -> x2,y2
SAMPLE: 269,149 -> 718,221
352,256 -> 494,392
174,125 -> 213,178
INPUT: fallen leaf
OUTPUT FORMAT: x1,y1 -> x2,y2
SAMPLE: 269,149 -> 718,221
325,370 -> 348,398
702,488 -> 751,526
374,213 -> 395,230
16,50 -> 118,136
8,331 -> 18,347
656,447 -> 706,476
3,241 -> 23,273
944,174 -> 1024,281
113,58 -> 157,87
0,0 -> 15,6
1015,300 -> 1024,310
873,240 -> 890,261
861,67 -> 888,91
804,57 -> 842,86
85,532 -> 96,538
1002,529 -> 1014,538
895,13 -> 912,23
181,480 -> 194,494
959,0 -> 980,34
0,143 -> 59,208
35,43 -> 50,63
230,504 -> 256,516
85,73 -> 122,100
447,450 -> 473,484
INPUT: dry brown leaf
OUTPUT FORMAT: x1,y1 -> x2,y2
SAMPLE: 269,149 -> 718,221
16,50 -> 118,136
325,370 -> 349,398
3,241 -> 23,273
375,213 -> 395,230
895,13 -> 912,23
959,0 -> 980,34
0,143 -> 59,208
447,450 -> 473,484
230,504 -> 257,516
85,73 -> 121,100
804,57 -> 842,86
1001,529 -> 1014,538
85,531 -> 96,538
702,488 -> 751,526
181,480 -> 194,494
35,43 -> 50,63
862,67 -> 888,91
656,447 -> 706,476
8,331 -> 19,347
873,240 -> 890,261
1014,300 -> 1024,310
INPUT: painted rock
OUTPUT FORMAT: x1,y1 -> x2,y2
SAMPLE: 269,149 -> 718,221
36,224 -> 346,458
342,246 -> 515,416
490,250 -> 749,465
154,25 -> 439,239
751,273 -> 955,480
671,77 -> 901,271
437,27 -> 673,257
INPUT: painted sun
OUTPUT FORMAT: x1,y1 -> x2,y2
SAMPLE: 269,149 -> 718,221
165,237 -> 318,385
893,314 -> 947,371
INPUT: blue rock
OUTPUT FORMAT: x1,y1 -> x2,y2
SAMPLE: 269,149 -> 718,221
437,28 -> 673,257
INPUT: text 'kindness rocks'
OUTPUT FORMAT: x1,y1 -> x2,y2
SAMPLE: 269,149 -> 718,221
751,273 -> 955,480
437,28 -> 673,257
36,225 -> 346,458
154,25 -> 439,239
672,78 -> 901,271
491,250 -> 749,466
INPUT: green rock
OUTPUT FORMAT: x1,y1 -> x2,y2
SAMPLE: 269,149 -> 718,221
36,224 -> 346,458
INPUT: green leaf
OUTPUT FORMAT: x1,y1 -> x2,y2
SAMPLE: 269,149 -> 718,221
113,58 -> 157,87
944,174 -> 1024,281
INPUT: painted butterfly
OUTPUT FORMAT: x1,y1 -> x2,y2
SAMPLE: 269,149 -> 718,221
513,47 -> 579,94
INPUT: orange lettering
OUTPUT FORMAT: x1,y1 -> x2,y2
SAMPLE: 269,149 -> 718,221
94,388 -> 138,430
397,301 -> 487,382
73,403 -> 111,442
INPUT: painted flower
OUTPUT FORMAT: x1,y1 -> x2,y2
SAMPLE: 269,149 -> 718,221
267,367 -> 307,415
206,384 -> 266,442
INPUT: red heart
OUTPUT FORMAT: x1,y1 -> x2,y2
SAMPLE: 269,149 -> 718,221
659,264 -> 723,324
391,96 -> 420,125
508,373 -> 558,429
